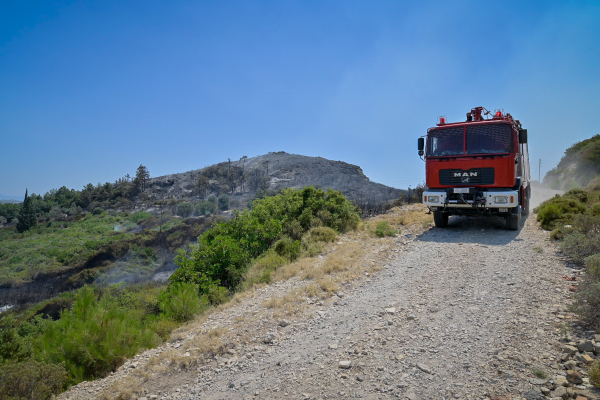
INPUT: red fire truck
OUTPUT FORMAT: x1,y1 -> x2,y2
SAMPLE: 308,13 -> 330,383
418,106 -> 530,230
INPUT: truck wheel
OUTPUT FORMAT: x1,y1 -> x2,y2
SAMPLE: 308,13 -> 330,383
505,206 -> 521,230
522,187 -> 530,216
433,211 -> 448,228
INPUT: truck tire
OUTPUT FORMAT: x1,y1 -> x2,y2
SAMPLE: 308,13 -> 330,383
521,186 -> 530,216
433,211 -> 448,228
505,206 -> 521,230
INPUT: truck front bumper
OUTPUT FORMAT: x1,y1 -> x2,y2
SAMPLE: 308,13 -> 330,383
422,188 -> 519,209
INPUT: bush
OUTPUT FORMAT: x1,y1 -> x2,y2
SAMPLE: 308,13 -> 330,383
560,231 -> 600,264
207,195 -> 217,205
170,187 -> 359,295
536,194 -> 586,230
374,221 -> 397,237
158,282 -> 202,322
194,201 -> 216,216
0,360 -> 67,400
130,211 -> 151,223
241,252 -> 287,289
303,226 -> 337,243
35,286 -> 159,382
591,360 -> 600,389
92,207 -> 104,215
585,254 -> 600,278
218,194 -> 230,211
273,238 -> 301,261
177,202 -> 194,217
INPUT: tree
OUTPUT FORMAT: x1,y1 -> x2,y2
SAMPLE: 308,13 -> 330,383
218,194 -> 230,211
135,164 -> 150,192
16,189 -> 37,233
197,175 -> 210,199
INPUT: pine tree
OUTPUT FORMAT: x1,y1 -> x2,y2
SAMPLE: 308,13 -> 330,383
135,164 -> 150,192
16,189 -> 37,233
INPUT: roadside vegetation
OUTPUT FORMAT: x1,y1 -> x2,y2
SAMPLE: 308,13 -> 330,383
536,182 -> 600,389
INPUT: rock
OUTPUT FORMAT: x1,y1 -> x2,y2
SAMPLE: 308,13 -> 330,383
339,360 -> 352,369
563,345 -> 578,354
263,334 -> 275,344
529,378 -> 548,385
581,354 -> 594,364
329,344 -> 338,350
564,360 -> 578,370
356,374 -> 364,382
416,363 -> 432,374
523,390 -> 546,400
278,320 -> 289,327
577,340 -> 594,353
555,376 -> 568,386
566,369 -> 583,384
550,386 -> 568,399
385,307 -> 396,314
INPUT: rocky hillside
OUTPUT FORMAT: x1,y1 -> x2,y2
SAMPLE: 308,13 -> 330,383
145,152 -> 403,205
545,134 -> 600,190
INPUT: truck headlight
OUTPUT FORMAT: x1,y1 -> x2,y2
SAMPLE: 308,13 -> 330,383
494,196 -> 508,204
427,195 -> 440,203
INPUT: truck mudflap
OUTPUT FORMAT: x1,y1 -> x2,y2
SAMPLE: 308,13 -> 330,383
422,188 -> 519,210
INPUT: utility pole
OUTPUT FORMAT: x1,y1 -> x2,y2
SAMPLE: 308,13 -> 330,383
539,159 -> 541,184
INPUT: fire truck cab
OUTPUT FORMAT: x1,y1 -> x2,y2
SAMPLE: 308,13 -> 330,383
418,107 -> 530,230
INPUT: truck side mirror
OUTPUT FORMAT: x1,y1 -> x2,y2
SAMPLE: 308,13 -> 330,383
418,138 -> 424,156
519,129 -> 527,144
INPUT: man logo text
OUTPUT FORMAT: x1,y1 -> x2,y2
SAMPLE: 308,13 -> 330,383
454,172 -> 478,177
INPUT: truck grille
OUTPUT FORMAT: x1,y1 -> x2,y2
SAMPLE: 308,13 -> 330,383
439,168 -> 495,185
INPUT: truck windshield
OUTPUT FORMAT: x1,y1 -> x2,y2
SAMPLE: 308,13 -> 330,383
466,124 -> 512,154
428,124 -> 513,156
428,127 -> 464,156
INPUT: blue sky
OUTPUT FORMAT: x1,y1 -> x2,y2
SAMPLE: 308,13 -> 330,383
1,0 -> 599,198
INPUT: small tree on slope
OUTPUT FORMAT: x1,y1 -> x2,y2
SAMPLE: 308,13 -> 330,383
16,189 -> 37,233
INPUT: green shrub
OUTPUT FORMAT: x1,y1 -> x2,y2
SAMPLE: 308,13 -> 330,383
0,316 -> 32,363
158,282 -> 202,322
35,286 -> 159,382
130,211 -> 151,223
0,360 -> 67,400
177,202 -> 193,217
194,201 -> 216,216
92,207 -> 104,215
207,195 -> 217,205
374,221 -> 397,237
170,187 -> 359,295
218,194 -> 230,211
585,254 -> 600,278
591,360 -> 600,389
560,231 -> 600,264
241,252 -> 287,289
273,238 -> 301,261
536,194 -> 586,230
302,226 -> 337,243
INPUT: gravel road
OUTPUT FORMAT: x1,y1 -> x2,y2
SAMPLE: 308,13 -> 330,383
63,187 -> 590,400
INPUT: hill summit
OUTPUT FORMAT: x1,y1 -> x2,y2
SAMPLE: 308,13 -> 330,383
145,152 -> 402,205
545,134 -> 600,190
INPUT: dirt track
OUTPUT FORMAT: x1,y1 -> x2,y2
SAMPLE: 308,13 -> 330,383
61,187 -> 589,400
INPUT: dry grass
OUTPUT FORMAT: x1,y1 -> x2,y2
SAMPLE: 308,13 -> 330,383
99,377 -> 141,400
